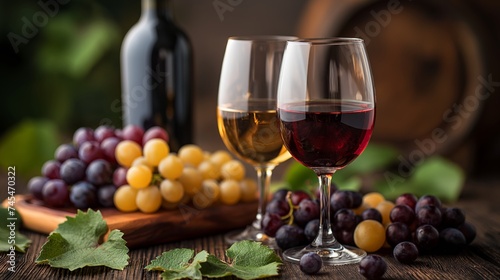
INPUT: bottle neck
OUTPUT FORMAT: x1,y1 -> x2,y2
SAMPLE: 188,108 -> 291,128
141,0 -> 172,20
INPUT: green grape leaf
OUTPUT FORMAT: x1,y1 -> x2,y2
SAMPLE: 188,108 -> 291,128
0,207 -> 31,253
200,240 -> 282,279
147,241 -> 282,280
35,209 -> 129,271
145,249 -> 208,280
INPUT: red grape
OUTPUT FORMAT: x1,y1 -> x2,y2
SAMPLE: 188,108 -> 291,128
261,213 -> 284,237
457,222 -> 476,244
395,193 -> 418,210
143,126 -> 169,144
73,127 -> 95,147
97,185 -> 117,207
42,179 -> 69,207
386,222 -> 412,248
361,208 -> 382,223
94,125 -> 116,143
54,144 -> 78,162
390,204 -> 415,225
122,125 -> 144,145
442,207 -> 465,228
60,158 -> 86,184
70,181 -> 97,209
275,225 -> 307,250
358,254 -> 387,280
299,252 -> 322,275
113,167 -> 128,187
266,199 -> 290,217
415,195 -> 442,212
393,241 -> 418,264
41,160 -> 61,179
86,159 -> 113,186
78,141 -> 103,164
28,176 -> 49,200
417,205 -> 442,227
333,208 -> 357,231
294,199 -> 320,227
100,137 -> 120,164
290,190 -> 310,206
304,219 -> 319,242
415,224 -> 440,251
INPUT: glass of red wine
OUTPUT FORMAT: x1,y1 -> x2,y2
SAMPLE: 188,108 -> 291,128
217,36 -> 296,245
277,38 -> 376,265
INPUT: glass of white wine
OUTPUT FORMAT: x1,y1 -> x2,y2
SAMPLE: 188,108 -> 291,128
217,36 -> 295,245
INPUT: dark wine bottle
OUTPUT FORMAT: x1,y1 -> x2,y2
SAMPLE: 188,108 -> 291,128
121,0 -> 193,151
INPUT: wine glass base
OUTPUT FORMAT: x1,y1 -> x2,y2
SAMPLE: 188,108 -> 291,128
282,244 -> 366,265
224,225 -> 277,248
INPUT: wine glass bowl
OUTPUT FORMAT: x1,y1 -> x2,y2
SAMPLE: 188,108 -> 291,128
277,38 -> 375,264
217,36 -> 295,245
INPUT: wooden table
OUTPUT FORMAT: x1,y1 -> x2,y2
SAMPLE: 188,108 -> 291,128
1,180 -> 499,280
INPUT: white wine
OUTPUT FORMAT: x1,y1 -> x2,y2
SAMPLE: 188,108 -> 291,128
217,100 -> 291,167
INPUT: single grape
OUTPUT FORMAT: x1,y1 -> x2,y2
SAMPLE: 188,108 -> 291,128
113,185 -> 138,212
272,189 -> 289,201
290,190 -> 311,206
73,127 -> 95,147
158,154 -> 184,180
132,156 -> 153,170
209,150 -> 232,169
121,125 -> 144,145
70,181 -> 97,209
362,192 -> 385,208
330,190 -> 361,213
393,241 -> 419,264
386,222 -> 412,248
395,193 -> 418,210
54,144 -> 78,162
439,228 -> 467,253
239,178 -> 257,202
160,179 -> 185,203
178,167 -> 203,196
60,158 -> 86,185
294,199 -> 320,227
179,144 -> 204,167
219,179 -> 241,205
126,165 -> 153,189
86,159 -> 113,186
94,125 -> 116,143
304,219 -> 319,242
266,199 -> 290,217
333,208 -> 357,231
41,160 -> 61,179
193,179 -> 220,208
261,213 -> 284,237
28,176 -> 49,200
97,184 -> 117,207
143,126 -> 169,144
457,222 -> 476,244
275,224 -> 307,250
220,160 -> 245,181
143,138 -> 170,167
136,186 -> 162,213
334,228 -> 355,246
354,220 -> 386,253
115,140 -> 142,167
415,194 -> 442,212
113,167 -> 128,187
415,224 -> 440,251
78,141 -> 103,164
442,207 -> 466,228
42,179 -> 69,207
376,200 -> 395,226
390,204 -> 415,225
358,254 -> 387,280
417,205 -> 442,227
198,160 -> 221,180
299,252 -> 322,275
100,137 -> 120,164
361,208 -> 383,223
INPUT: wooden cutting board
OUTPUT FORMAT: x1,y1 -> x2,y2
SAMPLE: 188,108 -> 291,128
5,195 -> 257,248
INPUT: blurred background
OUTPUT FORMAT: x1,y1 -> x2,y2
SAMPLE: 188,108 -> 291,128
1,0 -> 499,199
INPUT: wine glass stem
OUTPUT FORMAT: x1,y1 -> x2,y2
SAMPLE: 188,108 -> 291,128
253,166 -> 274,229
313,173 -> 340,248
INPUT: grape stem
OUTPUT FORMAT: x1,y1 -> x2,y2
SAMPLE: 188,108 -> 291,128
281,191 -> 298,225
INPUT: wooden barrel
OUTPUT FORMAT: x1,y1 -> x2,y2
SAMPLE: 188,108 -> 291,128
298,0 -> 499,173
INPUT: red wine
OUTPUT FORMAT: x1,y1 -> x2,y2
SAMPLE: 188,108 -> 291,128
279,101 -> 375,170
121,0 -> 193,151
